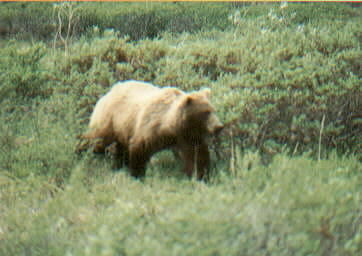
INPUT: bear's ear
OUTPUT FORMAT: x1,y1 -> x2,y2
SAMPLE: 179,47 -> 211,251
185,95 -> 193,106
200,88 -> 211,98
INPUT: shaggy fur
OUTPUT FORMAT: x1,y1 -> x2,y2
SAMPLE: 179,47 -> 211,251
78,80 -> 223,180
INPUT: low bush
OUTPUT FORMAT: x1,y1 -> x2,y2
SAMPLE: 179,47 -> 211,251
0,42 -> 51,104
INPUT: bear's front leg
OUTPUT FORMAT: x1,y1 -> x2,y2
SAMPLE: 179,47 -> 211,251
179,143 -> 210,181
196,142 -> 211,181
178,144 -> 197,179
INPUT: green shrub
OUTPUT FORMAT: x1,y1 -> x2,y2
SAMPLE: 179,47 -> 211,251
0,42 -> 51,104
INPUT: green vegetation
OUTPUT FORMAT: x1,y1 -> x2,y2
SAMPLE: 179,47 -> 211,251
1,153 -> 361,256
0,2 -> 361,256
0,2 -> 359,40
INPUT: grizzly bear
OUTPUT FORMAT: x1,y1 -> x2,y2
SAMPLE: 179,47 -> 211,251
78,80 -> 223,180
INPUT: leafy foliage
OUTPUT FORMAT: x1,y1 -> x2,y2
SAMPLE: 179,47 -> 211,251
0,42 -> 50,103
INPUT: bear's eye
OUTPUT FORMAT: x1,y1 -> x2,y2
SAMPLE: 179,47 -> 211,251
201,110 -> 211,119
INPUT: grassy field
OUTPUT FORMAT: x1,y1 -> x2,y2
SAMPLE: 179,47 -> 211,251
0,153 -> 361,256
0,2 -> 361,256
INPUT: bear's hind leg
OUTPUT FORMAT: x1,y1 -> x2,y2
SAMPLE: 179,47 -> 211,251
111,143 -> 129,170
129,148 -> 150,179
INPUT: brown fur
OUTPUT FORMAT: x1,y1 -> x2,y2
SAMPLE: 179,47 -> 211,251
78,80 -> 223,180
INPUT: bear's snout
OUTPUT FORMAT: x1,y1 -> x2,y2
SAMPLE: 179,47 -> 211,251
207,114 -> 224,135
214,123 -> 224,135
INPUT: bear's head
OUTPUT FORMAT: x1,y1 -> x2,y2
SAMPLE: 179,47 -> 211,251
181,88 -> 223,137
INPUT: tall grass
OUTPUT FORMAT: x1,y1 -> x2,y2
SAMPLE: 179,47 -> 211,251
0,153 -> 360,256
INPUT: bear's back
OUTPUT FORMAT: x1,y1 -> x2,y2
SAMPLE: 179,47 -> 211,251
110,80 -> 184,107
88,80 -> 185,141
111,80 -> 159,99
88,81 -> 157,129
